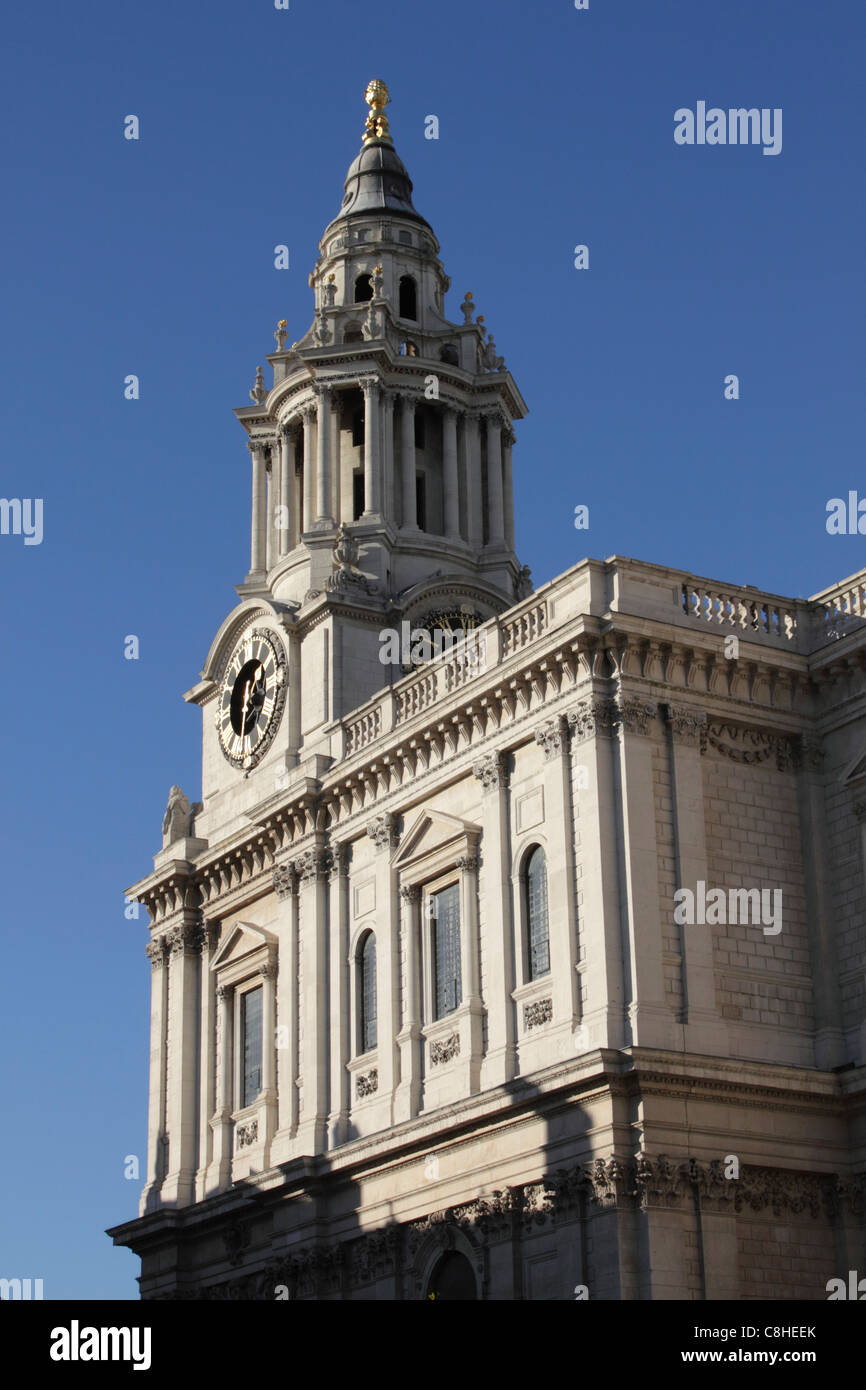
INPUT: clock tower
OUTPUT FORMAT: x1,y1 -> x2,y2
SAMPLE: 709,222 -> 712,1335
185,79 -> 530,851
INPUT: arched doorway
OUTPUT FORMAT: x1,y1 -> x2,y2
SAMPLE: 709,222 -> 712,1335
425,1251 -> 477,1301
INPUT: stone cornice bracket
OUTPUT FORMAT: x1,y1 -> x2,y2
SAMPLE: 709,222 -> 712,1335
663,703 -> 708,749
616,697 -> 658,738
567,696 -> 618,743
367,813 -> 399,852
534,716 -> 566,762
272,863 -> 298,901
472,750 -> 508,792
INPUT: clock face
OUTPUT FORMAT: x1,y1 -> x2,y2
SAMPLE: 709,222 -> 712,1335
216,629 -> 287,770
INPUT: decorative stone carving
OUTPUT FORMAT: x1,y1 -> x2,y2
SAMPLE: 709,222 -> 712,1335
274,320 -> 288,350
294,848 -> 331,884
797,733 -> 825,771
249,365 -> 267,404
356,1069 -> 378,1098
515,564 -> 533,601
165,923 -> 204,956
455,855 -> 478,873
430,1034 -> 460,1066
367,813 -> 398,852
665,705 -> 708,747
161,786 -> 202,847
567,697 -> 618,742
272,864 -> 296,901
459,291 -> 475,324
145,938 -> 166,971
534,720 -> 564,762
704,722 -> 796,771
236,1120 -> 259,1149
400,884 -> 420,904
327,524 -> 373,593
523,998 -> 553,1030
472,751 -> 507,791
223,1220 -> 251,1268
617,698 -> 657,737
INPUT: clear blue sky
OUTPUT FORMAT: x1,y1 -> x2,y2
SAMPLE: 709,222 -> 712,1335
1,0 -> 863,1299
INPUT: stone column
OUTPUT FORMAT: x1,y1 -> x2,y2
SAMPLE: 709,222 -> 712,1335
260,961 -> 277,1156
382,389 -> 396,527
663,705 -> 727,1054
208,982 -> 233,1190
473,754 -> 516,1087
443,406 -> 460,540
367,816 -> 400,1114
400,395 -> 416,529
248,440 -> 267,574
328,845 -> 350,1148
615,695 -> 677,1051
296,847 -> 330,1154
314,384 -> 334,525
798,735 -> 845,1069
271,864 -> 299,1160
464,413 -> 482,547
195,923 -> 219,1201
362,377 -> 381,516
534,716 -> 580,1035
161,919 -> 203,1207
457,850 -> 483,1092
266,440 -> 279,570
300,403 -> 316,534
503,427 -> 515,550
279,425 -> 294,558
485,413 -> 505,547
140,936 -> 168,1215
394,886 -> 422,1123
568,696 -> 628,1051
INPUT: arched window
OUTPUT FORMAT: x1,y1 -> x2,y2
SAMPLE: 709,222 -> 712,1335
440,343 -> 459,365
343,323 -> 364,343
426,1251 -> 477,1301
359,931 -> 377,1052
354,273 -> 373,303
526,847 -> 550,980
399,275 -> 417,320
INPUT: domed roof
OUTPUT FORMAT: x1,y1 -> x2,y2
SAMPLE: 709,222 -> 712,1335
326,82 -> 432,231
337,138 -> 428,224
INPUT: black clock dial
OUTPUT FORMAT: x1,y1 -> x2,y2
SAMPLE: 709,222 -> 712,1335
216,629 -> 287,769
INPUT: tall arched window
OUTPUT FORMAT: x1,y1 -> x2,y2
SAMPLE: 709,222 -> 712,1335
359,931 -> 377,1052
399,275 -> 417,320
526,847 -> 550,979
354,273 -> 373,303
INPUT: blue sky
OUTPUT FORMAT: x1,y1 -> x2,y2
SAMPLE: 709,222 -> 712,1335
0,0 -> 863,1299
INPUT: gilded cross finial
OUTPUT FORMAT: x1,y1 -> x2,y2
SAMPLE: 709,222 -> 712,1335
363,79 -> 392,145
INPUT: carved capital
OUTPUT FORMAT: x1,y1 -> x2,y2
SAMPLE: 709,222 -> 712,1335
664,704 -> 708,748
367,813 -> 399,852
567,696 -> 618,742
272,864 -> 297,902
295,848 -> 331,884
472,751 -> 507,791
455,854 -> 478,874
146,938 -> 167,971
796,732 -> 825,772
165,922 -> 204,956
534,718 -> 565,762
400,884 -> 421,905
617,698 -> 658,737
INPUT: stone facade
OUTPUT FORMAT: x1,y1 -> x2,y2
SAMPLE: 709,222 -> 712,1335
108,84 -> 866,1300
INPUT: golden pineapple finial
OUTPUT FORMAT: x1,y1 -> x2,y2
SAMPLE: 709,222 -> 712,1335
363,79 -> 392,145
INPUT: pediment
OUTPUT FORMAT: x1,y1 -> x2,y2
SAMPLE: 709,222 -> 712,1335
211,921 -> 276,971
841,749 -> 866,788
393,807 -> 480,871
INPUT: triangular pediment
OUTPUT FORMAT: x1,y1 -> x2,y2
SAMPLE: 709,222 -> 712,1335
211,921 -> 276,971
393,807 -> 480,869
841,750 -> 866,787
